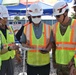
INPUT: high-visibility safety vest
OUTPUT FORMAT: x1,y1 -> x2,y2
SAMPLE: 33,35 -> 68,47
52,19 -> 76,65
0,34 -> 2,68
24,22 -> 30,26
0,57 -> 1,69
0,34 -> 1,50
0,26 -> 15,60
24,23 -> 51,66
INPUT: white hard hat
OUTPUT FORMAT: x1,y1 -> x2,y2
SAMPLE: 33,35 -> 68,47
0,6 -> 3,19
0,5 -> 9,18
28,3 -> 43,16
53,1 -> 69,16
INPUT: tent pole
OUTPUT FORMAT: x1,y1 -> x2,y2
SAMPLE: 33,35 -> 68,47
26,0 -> 28,16
23,0 -> 28,73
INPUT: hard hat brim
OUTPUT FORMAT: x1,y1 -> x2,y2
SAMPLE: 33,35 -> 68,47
29,12 -> 43,16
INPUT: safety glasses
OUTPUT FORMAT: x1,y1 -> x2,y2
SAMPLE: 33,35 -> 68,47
55,15 -> 61,18
32,16 -> 41,18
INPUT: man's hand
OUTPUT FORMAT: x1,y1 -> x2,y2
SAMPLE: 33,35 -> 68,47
10,44 -> 19,50
70,65 -> 76,75
15,50 -> 22,63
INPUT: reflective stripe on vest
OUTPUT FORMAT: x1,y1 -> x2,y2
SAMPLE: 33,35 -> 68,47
24,23 -> 51,52
53,19 -> 76,65
0,35 -> 2,68
0,34 -> 1,50
0,35 -> 1,67
24,23 -> 51,66
0,57 -> 1,67
0,26 -> 15,60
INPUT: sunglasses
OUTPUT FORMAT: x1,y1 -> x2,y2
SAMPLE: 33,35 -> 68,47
55,15 -> 61,18
32,16 -> 41,18
0,18 -> 2,20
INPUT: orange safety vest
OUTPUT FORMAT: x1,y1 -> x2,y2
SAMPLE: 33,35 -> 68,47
24,22 -> 30,26
24,23 -> 51,66
52,19 -> 76,65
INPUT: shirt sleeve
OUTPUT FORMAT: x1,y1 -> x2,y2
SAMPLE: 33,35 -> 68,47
50,30 -> 55,43
20,32 -> 27,44
16,26 -> 24,42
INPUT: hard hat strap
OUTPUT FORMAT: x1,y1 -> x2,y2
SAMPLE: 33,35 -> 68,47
61,13 -> 67,23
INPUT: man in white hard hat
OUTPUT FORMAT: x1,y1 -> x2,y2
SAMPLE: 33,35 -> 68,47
0,5 -> 4,70
52,1 -> 76,75
0,6 -> 14,70
0,5 -> 19,75
20,3 -> 52,75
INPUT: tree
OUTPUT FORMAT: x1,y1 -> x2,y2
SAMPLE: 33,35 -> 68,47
22,17 -> 25,20
14,16 -> 20,21
71,12 -> 76,19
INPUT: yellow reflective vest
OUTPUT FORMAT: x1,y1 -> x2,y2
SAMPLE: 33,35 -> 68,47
0,58 -> 1,69
52,19 -> 76,65
0,34 -> 2,68
24,23 -> 51,66
0,26 -> 15,61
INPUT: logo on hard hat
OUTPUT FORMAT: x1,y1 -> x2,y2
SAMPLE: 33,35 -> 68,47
34,8 -> 38,12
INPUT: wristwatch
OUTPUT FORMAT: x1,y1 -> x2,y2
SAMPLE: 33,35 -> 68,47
8,46 -> 11,51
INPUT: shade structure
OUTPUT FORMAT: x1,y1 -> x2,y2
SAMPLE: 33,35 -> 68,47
6,1 -> 53,16
0,0 -> 72,16
0,0 -> 20,5
0,0 -> 58,5
0,0 -> 72,5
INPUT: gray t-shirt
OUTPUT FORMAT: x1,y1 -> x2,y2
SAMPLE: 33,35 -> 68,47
20,22 -> 54,44
20,22 -> 43,43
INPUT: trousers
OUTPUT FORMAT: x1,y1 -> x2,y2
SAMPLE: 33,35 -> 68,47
0,58 -> 14,75
27,63 -> 50,75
